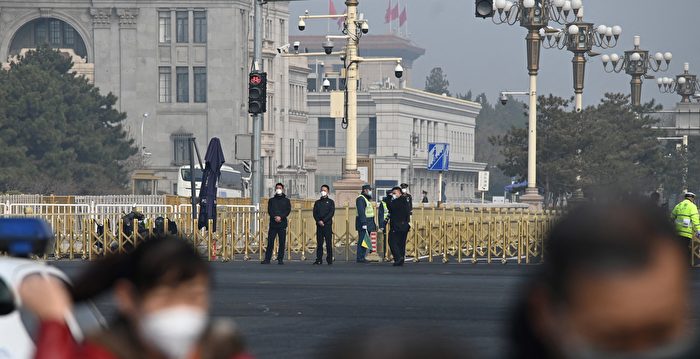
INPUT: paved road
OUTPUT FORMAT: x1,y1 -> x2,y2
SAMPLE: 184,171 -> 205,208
53,261 -> 700,359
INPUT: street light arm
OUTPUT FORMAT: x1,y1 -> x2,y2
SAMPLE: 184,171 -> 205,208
281,51 -> 345,58
501,91 -> 529,96
354,57 -> 402,64
299,14 -> 346,21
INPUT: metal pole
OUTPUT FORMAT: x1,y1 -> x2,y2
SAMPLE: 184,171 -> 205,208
189,138 -> 197,220
344,0 -> 359,178
252,0 -> 263,211
572,53 -> 586,112
409,133 -> 414,187
683,134 -> 689,193
437,171 -> 443,208
631,74 -> 643,107
521,28 -> 543,208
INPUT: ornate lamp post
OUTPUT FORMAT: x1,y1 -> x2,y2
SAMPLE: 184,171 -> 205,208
658,63 -> 700,103
489,0 -> 582,208
541,9 -> 621,111
601,35 -> 672,106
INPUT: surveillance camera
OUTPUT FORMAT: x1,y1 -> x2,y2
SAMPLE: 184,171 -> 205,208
298,18 -> 306,31
322,78 -> 331,91
293,41 -> 300,53
276,44 -> 290,54
322,39 -> 334,55
394,63 -> 404,79
361,21 -> 369,34
499,92 -> 508,106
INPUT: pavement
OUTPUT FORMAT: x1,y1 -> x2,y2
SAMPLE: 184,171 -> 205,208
53,261 -> 700,359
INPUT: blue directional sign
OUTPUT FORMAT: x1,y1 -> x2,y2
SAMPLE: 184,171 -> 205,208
427,143 -> 450,171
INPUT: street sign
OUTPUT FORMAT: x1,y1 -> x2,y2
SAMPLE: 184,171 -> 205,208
330,91 -> 345,118
478,171 -> 490,192
427,143 -> 450,171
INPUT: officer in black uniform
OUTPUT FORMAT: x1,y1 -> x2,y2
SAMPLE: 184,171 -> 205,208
400,183 -> 414,216
312,184 -> 335,265
262,183 -> 291,265
388,186 -> 411,266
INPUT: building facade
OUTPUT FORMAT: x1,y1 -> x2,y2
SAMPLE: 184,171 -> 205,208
0,0 -> 313,198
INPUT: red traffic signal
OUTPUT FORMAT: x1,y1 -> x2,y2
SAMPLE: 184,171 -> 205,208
249,71 -> 267,114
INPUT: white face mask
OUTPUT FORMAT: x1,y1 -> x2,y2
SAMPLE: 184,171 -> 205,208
139,306 -> 208,359
367,190 -> 372,197
401,188 -> 408,194
320,191 -> 328,197
392,194 -> 399,200
275,188 -> 283,195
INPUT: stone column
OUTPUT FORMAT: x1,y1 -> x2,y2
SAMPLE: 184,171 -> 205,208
117,8 -> 139,112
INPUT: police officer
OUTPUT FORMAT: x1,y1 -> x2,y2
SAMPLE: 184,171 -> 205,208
671,191 -> 700,258
355,184 -> 377,263
262,183 -> 291,265
388,186 -> 411,266
378,189 -> 392,233
313,185 -> 335,265
400,183 -> 413,216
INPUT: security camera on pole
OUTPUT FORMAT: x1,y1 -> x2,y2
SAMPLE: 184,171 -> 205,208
286,0 -> 404,206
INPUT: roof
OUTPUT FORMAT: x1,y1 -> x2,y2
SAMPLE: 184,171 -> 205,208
289,34 -> 426,62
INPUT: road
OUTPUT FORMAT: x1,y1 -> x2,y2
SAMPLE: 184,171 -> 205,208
54,261 -> 700,359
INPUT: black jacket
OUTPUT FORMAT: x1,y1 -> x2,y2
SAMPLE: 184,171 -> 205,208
388,195 -> 411,232
268,194 -> 292,228
313,196 -> 335,226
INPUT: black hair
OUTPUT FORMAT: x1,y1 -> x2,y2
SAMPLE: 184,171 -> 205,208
391,186 -> 402,192
275,183 -> 284,188
321,184 -> 330,191
71,236 -> 210,302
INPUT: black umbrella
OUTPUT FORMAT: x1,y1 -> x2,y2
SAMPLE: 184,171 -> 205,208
198,137 -> 225,231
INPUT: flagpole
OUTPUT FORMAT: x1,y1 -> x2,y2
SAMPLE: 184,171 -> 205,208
387,0 -> 391,34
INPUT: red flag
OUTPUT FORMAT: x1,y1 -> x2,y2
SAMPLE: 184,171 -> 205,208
337,7 -> 346,29
329,0 -> 337,15
391,3 -> 399,20
384,1 -> 393,24
399,6 -> 407,26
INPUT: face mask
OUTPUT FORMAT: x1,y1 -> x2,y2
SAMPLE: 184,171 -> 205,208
392,194 -> 399,200
275,188 -> 283,195
320,191 -> 328,197
139,306 -> 208,359
401,188 -> 408,194
366,190 -> 372,197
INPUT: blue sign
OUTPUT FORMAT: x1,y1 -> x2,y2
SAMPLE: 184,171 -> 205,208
427,143 -> 450,171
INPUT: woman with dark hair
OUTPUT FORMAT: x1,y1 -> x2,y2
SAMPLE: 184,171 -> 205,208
19,237 -> 252,359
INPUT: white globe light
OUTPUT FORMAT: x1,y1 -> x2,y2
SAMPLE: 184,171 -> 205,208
664,52 -> 673,61
678,77 -> 687,85
568,25 -> 579,35
596,25 -> 607,35
605,28 -> 613,37
495,0 -> 507,9
601,54 -> 610,63
563,0 -> 572,11
554,0 -> 566,7
571,0 -> 583,10
539,28 -> 546,37
657,78 -> 664,85
654,52 -> 664,61
612,25 -> 622,36
505,1 -> 514,11
630,52 -> 641,61
610,53 -> 620,62
523,0 -> 536,8
663,77 -> 672,85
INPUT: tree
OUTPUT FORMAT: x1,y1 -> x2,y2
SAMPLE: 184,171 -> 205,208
0,45 -> 137,194
424,67 -> 450,96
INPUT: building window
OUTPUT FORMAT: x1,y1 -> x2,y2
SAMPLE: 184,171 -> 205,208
35,21 -> 48,44
193,67 -> 207,103
64,27 -> 75,46
176,11 -> 189,43
193,11 -> 207,43
158,11 -> 171,43
172,133 -> 193,165
159,67 -> 172,103
48,20 -> 62,46
369,117 -> 377,155
176,67 -> 189,103
318,118 -> 336,148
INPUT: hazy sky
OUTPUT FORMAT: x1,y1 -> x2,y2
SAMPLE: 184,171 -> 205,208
289,0 -> 699,109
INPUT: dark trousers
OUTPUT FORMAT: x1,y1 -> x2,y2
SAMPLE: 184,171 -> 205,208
316,225 -> 333,263
389,230 -> 408,263
265,226 -> 287,261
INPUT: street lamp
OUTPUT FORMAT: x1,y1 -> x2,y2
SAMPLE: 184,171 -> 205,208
542,9 -> 621,111
601,35 -> 672,106
487,0 -> 581,209
141,113 -> 151,157
658,63 -> 700,103
289,1 -> 403,205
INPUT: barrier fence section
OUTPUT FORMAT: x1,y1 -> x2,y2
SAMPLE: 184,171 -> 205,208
3,201 -> 698,266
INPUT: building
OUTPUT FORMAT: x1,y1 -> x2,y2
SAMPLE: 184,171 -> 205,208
292,34 -> 486,204
0,0 -> 313,198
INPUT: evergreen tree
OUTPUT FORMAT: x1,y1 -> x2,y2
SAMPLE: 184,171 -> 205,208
424,67 -> 450,96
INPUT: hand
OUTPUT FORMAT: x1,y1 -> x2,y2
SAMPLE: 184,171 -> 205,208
362,225 -> 367,230
19,275 -> 72,322
275,216 -> 282,223
318,220 -> 324,226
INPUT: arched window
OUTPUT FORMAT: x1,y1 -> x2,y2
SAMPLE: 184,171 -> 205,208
10,18 -> 87,60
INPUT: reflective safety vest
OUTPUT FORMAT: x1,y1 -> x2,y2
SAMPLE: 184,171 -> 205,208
358,195 -> 375,218
381,200 -> 389,221
672,199 -> 700,239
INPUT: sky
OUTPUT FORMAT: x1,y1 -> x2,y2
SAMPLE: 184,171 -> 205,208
289,0 -> 700,109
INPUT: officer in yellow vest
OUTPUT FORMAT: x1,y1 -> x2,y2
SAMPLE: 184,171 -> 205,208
355,184 -> 377,263
671,192 -> 700,254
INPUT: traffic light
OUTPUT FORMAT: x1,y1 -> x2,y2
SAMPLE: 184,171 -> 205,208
248,71 -> 267,114
475,0 -> 494,18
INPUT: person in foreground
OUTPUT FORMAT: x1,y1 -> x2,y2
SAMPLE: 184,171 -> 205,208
388,186 -> 411,266
20,237 -> 252,359
509,202 -> 698,359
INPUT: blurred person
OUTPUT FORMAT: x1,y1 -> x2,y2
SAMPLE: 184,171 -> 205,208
509,202 -> 698,359
315,326 -> 470,359
671,191 -> 699,256
312,185 -> 335,265
378,189 -> 393,260
388,187 -> 411,266
355,184 -> 376,263
19,237 -> 253,359
262,183 -> 291,265
400,183 -> 414,216
421,190 -> 429,204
